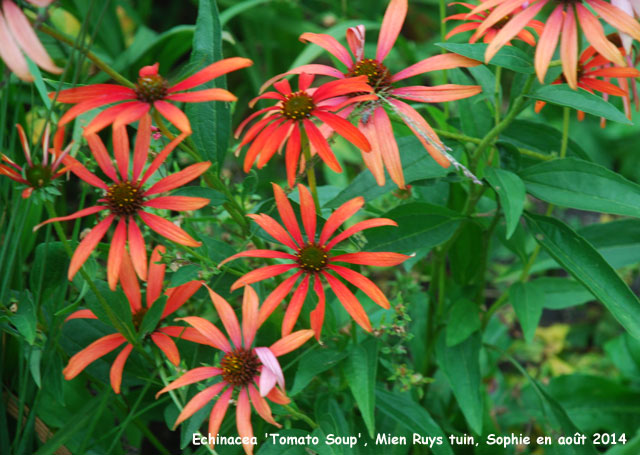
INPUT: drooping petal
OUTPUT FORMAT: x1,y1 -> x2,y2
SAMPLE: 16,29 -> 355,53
151,332 -> 181,365
255,347 -> 286,395
162,280 -> 201,318
139,132 -> 189,185
203,284 -> 242,349
63,333 -> 127,380
177,316 -> 232,352
391,53 -> 480,82
485,1 -> 546,62
322,272 -> 372,332
377,0 -> 408,62
57,95 -> 131,127
208,388 -> 232,444
309,277 -> 326,340
299,32 -> 353,68
248,384 -> 280,426
391,84 -> 483,103
303,119 -> 342,173
472,0 -> 530,41
165,88 -> 237,103
138,211 -> 201,247
242,285 -> 260,347
154,100 -> 192,134
246,213 -> 299,250
118,247 -> 142,312
256,122 -> 293,169
319,196 -> 364,246
258,65 -> 345,94
107,218 -> 127,290
68,215 -> 115,280
83,101 -> 145,136
313,110 -> 371,152
331,251 -> 410,266
281,275 -> 309,336
174,383 -> 226,428
33,205 -> 106,232
285,123 -> 302,188
230,264 -> 298,291
586,0 -> 640,41
258,272 -> 302,326
358,117 -> 386,186
445,21 -> 482,40
156,367 -> 222,398
328,264 -> 390,308
168,57 -> 253,93
561,6 -> 579,89
147,245 -> 166,308
534,6 -> 564,83
373,107 -> 405,188
326,218 -> 397,250
272,183 -> 304,246
346,25 -> 366,61
112,102 -> 150,131
144,196 -> 209,211
242,118 -> 286,172
218,250 -> 297,268
61,155 -> 109,190
85,133 -> 119,182
0,10 -> 31,81
267,386 -> 290,404
64,309 -> 98,322
576,3 -> 625,66
109,344 -> 134,394
236,388 -> 254,455
236,106 -> 279,138
127,218 -> 147,281
133,114 -> 152,182
269,329 -> 315,356
160,326 -> 218,347
580,78 -> 627,96
54,84 -> 135,104
311,76 -> 372,102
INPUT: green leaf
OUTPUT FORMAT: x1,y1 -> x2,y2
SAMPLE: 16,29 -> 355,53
326,136 -> 451,208
520,158 -> 640,217
171,186 -> 226,206
530,84 -> 631,124
187,0 -> 230,169
436,332 -> 483,434
30,242 -> 68,300
376,388 -> 454,455
139,296 -> 167,337
510,282 -> 544,343
169,265 -> 201,287
485,167 -> 525,238
530,277 -> 594,310
12,293 -> 37,345
84,281 -> 135,336
502,119 -> 589,161
220,0 -> 273,25
580,219 -> 640,269
30,347 -> 42,388
343,339 -> 378,438
436,42 -> 533,73
366,203 -> 463,252
525,213 -> 640,339
290,349 -> 347,396
446,298 -> 480,346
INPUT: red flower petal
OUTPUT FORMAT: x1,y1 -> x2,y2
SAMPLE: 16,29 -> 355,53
248,384 -> 279,426
236,388 -> 254,455
64,309 -> 97,322
303,119 -> 342,173
109,344 -> 133,394
119,245 -> 142,313
246,213 -> 299,250
297,184 -> 317,242
151,332 -> 181,365
258,272 -> 302,326
107,217 -> 127,290
269,329 -> 316,356
377,0 -> 408,62
310,277 -> 326,340
314,110 -> 371,152
299,33 -> 353,68
33,205 -> 106,232
62,154 -> 109,190
208,388 -> 233,446
138,211 -> 201,247
322,272 -> 372,332
144,162 -> 211,196
133,114 -> 152,182
272,183 -> 304,246
282,275 -> 309,336
331,251 -> 410,266
169,57 -> 253,93
156,366 -> 222,397
139,132 -> 189,185
328,264 -> 390,309
127,218 -> 147,281
178,316 -> 232,352
319,196 -> 364,246
162,280 -> 201,319
166,88 -> 237,103
146,245 -> 166,308
144,196 -> 209,211
85,133 -> 119,182
231,264 -> 298,291
174,383 -> 226,428
154,100 -> 192,134
326,218 -> 397,250
534,6 -> 563,83
204,284 -> 242,349
285,123 -> 302,188
242,285 -> 260,347
63,333 -> 127,380
561,6 -> 579,89
392,53 -> 480,82
68,215 -> 115,280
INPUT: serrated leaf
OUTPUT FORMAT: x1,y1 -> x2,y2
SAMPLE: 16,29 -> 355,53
343,339 -> 378,438
525,213 -> 640,340
376,388 -> 454,455
530,84 -> 631,124
447,298 -> 481,346
520,158 -> 640,217
510,282 -> 544,343
436,42 -> 533,73
485,167 -> 525,238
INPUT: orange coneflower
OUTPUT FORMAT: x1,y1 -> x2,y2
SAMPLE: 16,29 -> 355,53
445,1 -> 543,45
35,117 -> 209,289
157,285 -> 314,455
53,58 -> 252,135
535,45 -> 640,125
0,0 -> 62,81
220,183 -> 410,338
0,123 -> 70,198
63,246 -> 203,394
260,0 -> 482,188
236,73 -> 374,187
467,0 -> 640,88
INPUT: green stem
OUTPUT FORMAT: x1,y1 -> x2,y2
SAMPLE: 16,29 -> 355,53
472,73 -> 536,167
494,66 -> 502,126
301,134 -> 321,213
282,404 -> 318,429
560,106 -> 570,159
38,23 -> 134,88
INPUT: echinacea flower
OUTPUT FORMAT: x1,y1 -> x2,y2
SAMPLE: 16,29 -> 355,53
0,0 -> 62,81
535,44 -> 640,125
612,0 -> 640,52
220,183 -> 410,338
52,57 -> 252,135
0,123 -> 70,198
445,1 -> 543,45
260,0 -> 482,188
236,73 -> 374,187
63,246 -> 203,394
35,117 -> 209,289
466,0 -> 640,88
157,285 -> 314,455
